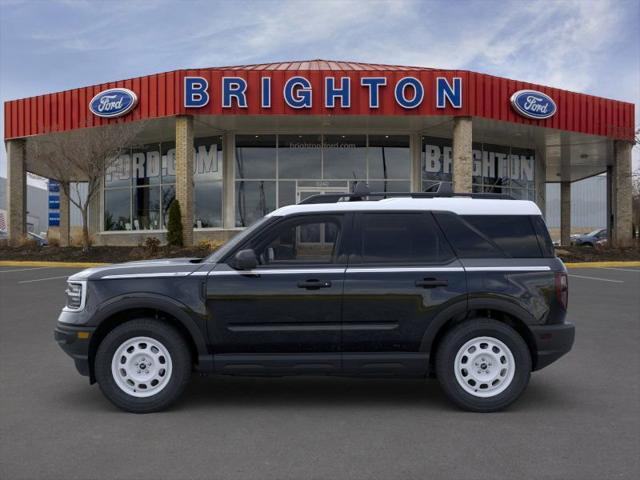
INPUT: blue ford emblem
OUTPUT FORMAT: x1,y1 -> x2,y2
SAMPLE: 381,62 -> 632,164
89,88 -> 138,118
510,90 -> 556,120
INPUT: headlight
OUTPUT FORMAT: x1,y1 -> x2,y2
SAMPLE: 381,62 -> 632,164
65,281 -> 86,311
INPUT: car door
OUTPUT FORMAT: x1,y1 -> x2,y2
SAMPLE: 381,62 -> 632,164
205,213 -> 350,372
341,211 -> 467,374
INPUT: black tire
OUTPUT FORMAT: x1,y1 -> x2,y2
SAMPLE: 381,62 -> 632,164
95,318 -> 192,413
435,318 -> 531,412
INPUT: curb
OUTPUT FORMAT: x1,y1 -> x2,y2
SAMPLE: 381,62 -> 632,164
563,261 -> 640,268
0,260 -> 109,268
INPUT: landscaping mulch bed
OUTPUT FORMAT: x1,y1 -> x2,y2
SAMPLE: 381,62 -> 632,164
1,243 -> 638,265
554,245 -> 640,263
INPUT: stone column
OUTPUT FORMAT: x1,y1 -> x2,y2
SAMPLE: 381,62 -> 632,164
560,181 -> 571,246
175,115 -> 194,246
410,133 -> 422,192
452,117 -> 473,193
611,141 -> 633,247
59,182 -> 70,247
222,133 -> 236,229
6,139 -> 27,245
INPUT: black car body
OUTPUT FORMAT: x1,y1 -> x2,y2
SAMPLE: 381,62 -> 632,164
55,194 -> 574,413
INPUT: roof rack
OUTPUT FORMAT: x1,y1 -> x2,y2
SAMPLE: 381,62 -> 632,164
298,191 -> 515,204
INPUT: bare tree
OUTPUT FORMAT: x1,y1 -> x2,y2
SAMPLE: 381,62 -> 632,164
27,122 -> 143,250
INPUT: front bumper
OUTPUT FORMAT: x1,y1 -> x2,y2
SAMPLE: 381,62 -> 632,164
54,323 -> 95,378
530,322 -> 575,371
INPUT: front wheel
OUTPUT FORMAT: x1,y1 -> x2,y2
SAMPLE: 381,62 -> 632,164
95,319 -> 192,413
435,319 -> 531,412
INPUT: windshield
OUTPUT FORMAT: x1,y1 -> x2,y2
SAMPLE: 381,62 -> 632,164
587,229 -> 603,237
204,216 -> 273,263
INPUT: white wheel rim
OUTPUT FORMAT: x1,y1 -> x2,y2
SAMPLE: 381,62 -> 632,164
111,336 -> 173,398
453,336 -> 515,398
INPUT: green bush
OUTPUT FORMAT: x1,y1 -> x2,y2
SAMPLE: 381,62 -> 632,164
166,200 -> 183,247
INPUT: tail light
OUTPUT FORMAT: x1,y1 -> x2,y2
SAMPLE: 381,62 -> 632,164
555,272 -> 568,310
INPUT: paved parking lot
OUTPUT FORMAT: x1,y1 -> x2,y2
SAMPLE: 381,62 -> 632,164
1,265 -> 639,480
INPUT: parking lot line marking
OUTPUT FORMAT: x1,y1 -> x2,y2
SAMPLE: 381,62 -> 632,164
18,275 -> 70,284
599,267 -> 640,273
0,266 -> 53,273
568,274 -> 624,283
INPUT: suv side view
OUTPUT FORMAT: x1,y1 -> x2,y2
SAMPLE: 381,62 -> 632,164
55,192 -> 574,413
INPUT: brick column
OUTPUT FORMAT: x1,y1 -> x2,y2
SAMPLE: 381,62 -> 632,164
222,133 -> 236,229
452,117 -> 472,193
6,139 -> 27,245
611,141 -> 633,247
59,182 -> 70,247
560,181 -> 571,246
410,133 -> 422,192
175,115 -> 194,246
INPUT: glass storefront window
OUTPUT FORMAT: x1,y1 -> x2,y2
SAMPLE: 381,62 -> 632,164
132,186 -> 161,230
323,134 -> 367,179
236,135 -> 276,179
104,188 -> 131,231
104,136 -> 223,231
195,181 -> 223,228
278,134 -> 322,179
422,136 -> 536,200
368,135 -> 410,180
422,136 -> 453,191
236,180 -> 276,227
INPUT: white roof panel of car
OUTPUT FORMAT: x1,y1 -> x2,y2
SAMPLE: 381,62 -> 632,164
269,197 -> 542,217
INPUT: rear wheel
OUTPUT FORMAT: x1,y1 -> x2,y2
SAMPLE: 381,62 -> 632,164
435,319 -> 531,412
95,319 -> 192,413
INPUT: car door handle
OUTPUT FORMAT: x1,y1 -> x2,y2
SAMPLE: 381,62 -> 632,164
297,279 -> 332,290
415,278 -> 448,288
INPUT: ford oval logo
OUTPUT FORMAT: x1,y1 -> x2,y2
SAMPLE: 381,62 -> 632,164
510,89 -> 556,120
89,88 -> 138,118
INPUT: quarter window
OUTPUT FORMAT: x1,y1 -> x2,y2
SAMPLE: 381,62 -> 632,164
358,213 -> 454,264
461,215 -> 542,258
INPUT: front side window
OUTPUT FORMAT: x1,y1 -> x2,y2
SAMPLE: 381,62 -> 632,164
357,213 -> 454,264
252,216 -> 343,265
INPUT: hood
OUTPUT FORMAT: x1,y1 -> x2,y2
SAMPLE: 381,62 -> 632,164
68,257 -> 206,281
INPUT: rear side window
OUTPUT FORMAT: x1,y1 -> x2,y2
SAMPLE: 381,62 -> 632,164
531,215 -> 555,257
358,213 -> 454,264
461,215 -> 543,258
433,212 -> 504,258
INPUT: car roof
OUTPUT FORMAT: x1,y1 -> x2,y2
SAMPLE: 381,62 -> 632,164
269,197 -> 542,217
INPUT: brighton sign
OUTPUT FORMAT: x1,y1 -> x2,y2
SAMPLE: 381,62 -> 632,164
89,88 -> 138,118
510,89 -> 557,120
183,76 -> 464,110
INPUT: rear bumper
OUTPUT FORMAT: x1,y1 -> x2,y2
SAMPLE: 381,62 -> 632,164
54,323 -> 95,378
530,322 -> 575,371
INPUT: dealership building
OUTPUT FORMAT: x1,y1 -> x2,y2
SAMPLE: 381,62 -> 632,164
3,60 -> 636,246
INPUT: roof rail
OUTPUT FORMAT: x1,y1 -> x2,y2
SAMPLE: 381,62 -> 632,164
298,191 -> 515,204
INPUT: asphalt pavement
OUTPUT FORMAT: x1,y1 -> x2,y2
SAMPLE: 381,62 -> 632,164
1,265 -> 639,480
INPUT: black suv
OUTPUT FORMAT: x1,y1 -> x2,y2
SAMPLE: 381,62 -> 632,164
55,192 -> 574,413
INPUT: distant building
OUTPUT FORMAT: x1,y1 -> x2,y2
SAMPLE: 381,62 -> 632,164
0,177 -> 49,234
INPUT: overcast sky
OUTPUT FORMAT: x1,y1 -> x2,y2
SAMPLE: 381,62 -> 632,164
1,0 -> 638,182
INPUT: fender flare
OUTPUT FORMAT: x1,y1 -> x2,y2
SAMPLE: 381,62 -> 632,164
419,295 -> 536,353
90,293 -> 208,357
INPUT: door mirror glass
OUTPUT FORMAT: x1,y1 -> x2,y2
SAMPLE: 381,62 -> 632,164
233,249 -> 258,270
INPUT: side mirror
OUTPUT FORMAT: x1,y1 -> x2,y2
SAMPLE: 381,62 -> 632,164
233,249 -> 258,270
